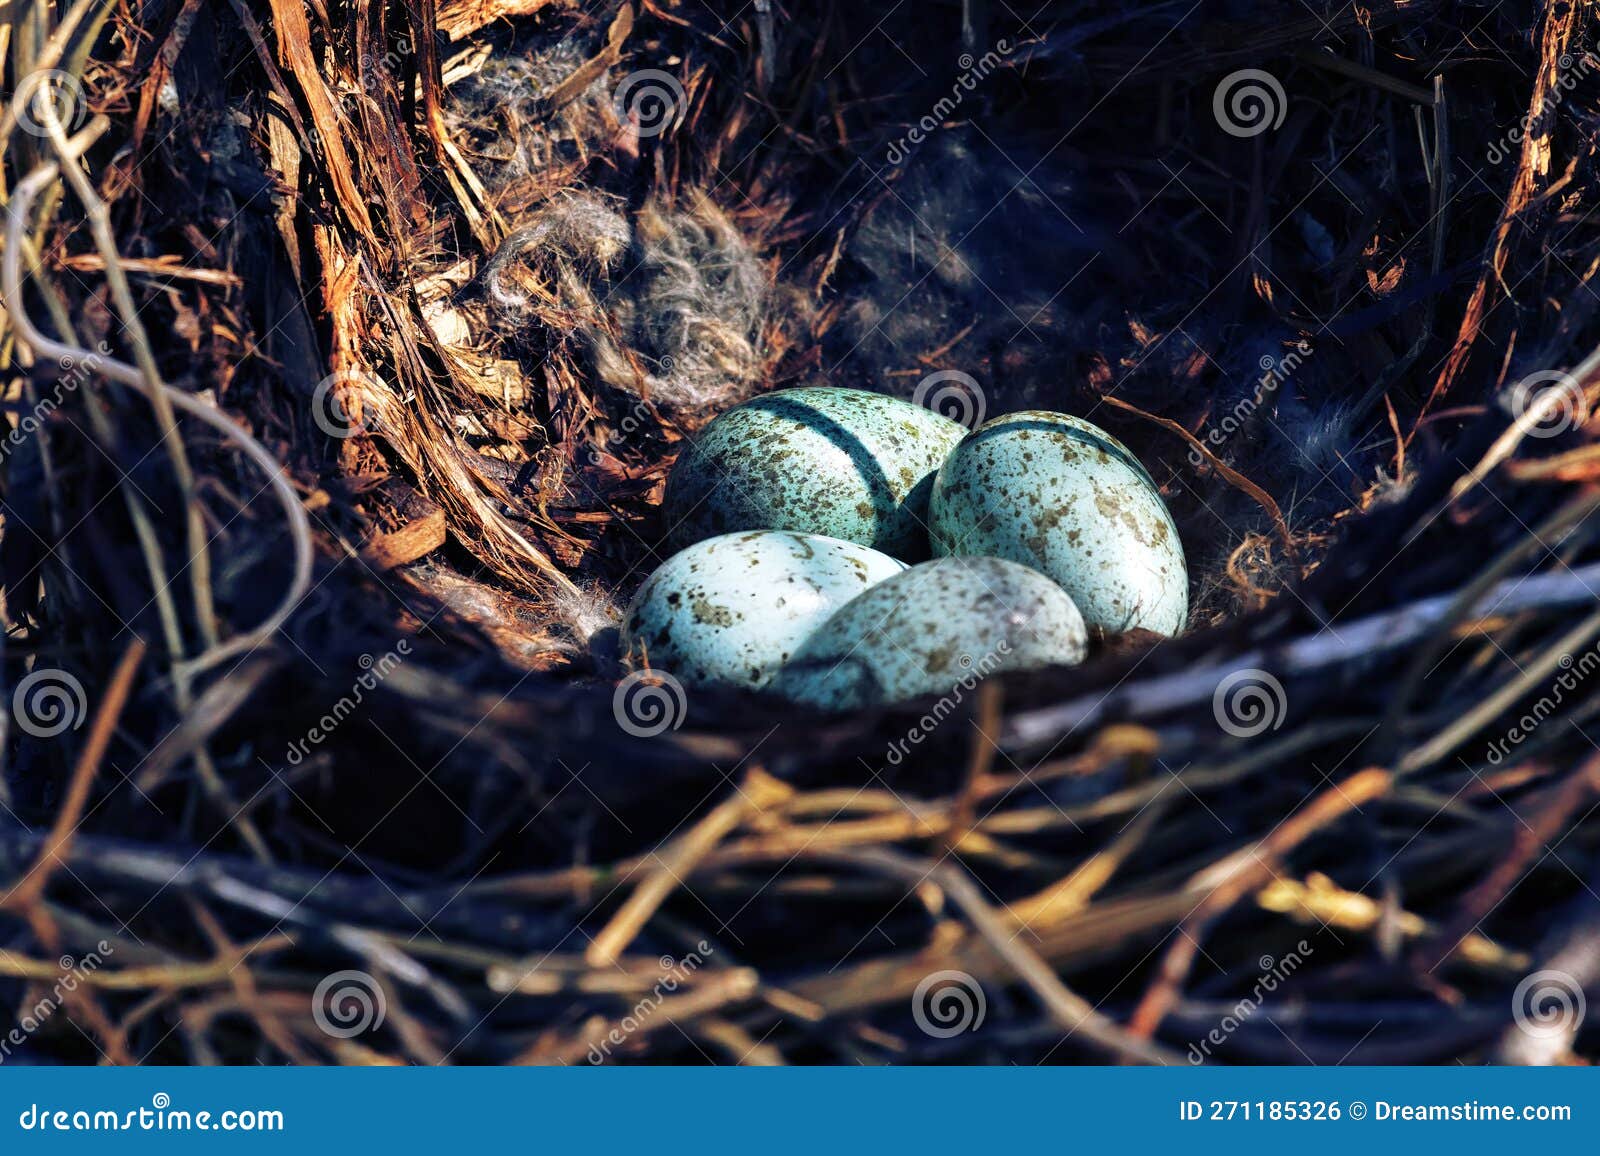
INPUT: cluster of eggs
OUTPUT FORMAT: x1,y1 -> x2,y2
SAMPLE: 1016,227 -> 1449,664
622,387 -> 1187,710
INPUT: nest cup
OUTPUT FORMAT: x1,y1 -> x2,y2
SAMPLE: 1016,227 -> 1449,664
5,0 -> 1599,1068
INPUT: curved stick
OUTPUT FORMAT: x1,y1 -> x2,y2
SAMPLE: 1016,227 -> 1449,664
3,118 -> 314,679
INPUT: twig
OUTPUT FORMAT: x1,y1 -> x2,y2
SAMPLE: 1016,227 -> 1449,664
522,969 -> 762,1064
1399,603 -> 1600,773
2,118 -> 314,680
1417,753 -> 1600,976
823,846 -> 1183,1065
1004,562 -> 1600,750
585,769 -> 792,968
3,638 -> 146,914
1126,768 -> 1392,1039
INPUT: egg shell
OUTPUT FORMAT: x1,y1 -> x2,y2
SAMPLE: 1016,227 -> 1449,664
769,555 -> 1088,710
663,387 -> 969,558
929,411 -> 1188,636
622,531 -> 907,690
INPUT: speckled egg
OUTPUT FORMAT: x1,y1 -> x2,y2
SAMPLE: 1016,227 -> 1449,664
621,531 -> 906,690
929,411 -> 1188,636
663,387 -> 969,558
769,555 -> 1088,710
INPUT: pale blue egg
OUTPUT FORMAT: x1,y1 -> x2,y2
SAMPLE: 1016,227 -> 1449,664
929,412 -> 1188,636
662,387 -> 969,558
770,555 -> 1088,709
621,531 -> 906,690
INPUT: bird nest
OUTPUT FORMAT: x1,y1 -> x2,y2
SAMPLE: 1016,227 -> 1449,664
3,0 -> 1600,1065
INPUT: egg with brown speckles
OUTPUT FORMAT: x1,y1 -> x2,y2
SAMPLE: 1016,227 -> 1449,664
621,531 -> 907,690
662,387 -> 969,558
929,412 -> 1188,636
769,555 -> 1088,710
